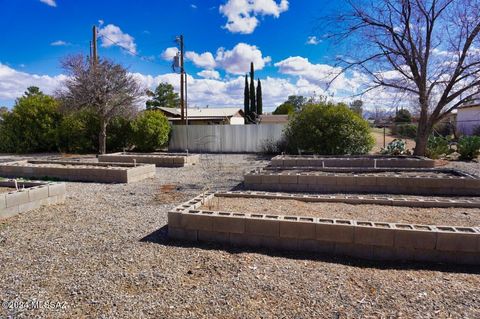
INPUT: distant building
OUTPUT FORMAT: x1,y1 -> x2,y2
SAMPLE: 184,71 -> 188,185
258,114 -> 289,124
157,107 -> 245,125
457,101 -> 480,135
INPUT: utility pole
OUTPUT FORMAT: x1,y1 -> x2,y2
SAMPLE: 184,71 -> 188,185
178,35 -> 185,124
92,26 -> 98,66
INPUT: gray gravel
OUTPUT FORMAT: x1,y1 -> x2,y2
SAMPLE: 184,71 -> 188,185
0,154 -> 479,318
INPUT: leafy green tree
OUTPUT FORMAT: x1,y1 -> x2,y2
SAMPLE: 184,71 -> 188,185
244,74 -> 250,122
249,62 -> 256,115
57,110 -> 99,153
349,100 -> 363,117
394,109 -> 412,123
285,102 -> 374,155
0,87 -> 61,153
58,55 -> 142,154
256,79 -> 263,115
131,110 -> 171,152
286,95 -> 308,112
273,102 -> 295,115
146,82 -> 180,110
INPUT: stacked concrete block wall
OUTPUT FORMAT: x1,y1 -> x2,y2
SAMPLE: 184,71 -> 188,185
271,155 -> 435,169
244,169 -> 480,196
168,193 -> 480,265
98,153 -> 200,167
0,180 -> 66,219
0,161 -> 156,183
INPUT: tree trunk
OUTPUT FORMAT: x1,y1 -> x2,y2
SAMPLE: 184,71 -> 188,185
99,119 -> 107,154
414,110 -> 432,156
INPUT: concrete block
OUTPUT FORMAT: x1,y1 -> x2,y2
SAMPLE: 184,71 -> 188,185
244,174 -> 262,184
180,211 -> 215,231
198,230 -> 229,243
335,243 -> 374,260
0,205 -> 19,219
316,175 -> 337,186
356,176 -> 377,186
436,228 -> 479,252
394,225 -> 437,249
167,211 -> 183,228
48,183 -> 66,197
246,216 -> 280,237
213,213 -> 246,234
5,190 -> 29,208
262,174 -> 280,184
168,227 -> 198,241
298,174 -> 316,185
298,239 -> 335,254
372,246 -> 397,261
28,186 -> 49,201
316,220 -> 354,243
18,200 -> 42,212
279,174 -> 298,184
354,222 -> 394,247
279,216 -> 316,239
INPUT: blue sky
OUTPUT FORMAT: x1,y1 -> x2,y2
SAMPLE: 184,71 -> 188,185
1,0 -> 373,111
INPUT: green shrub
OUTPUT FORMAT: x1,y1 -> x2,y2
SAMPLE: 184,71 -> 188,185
284,102 -> 374,155
130,110 -> 170,152
425,135 -> 451,159
0,87 -> 61,153
57,111 -> 99,153
107,116 -> 133,152
381,139 -> 411,155
457,136 -> 480,161
394,109 -> 412,123
392,123 -> 417,138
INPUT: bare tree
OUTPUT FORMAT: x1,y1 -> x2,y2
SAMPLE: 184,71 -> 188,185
328,0 -> 480,155
57,55 -> 143,154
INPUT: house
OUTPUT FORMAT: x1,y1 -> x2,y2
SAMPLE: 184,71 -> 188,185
257,114 -> 289,124
457,101 -> 480,135
157,107 -> 245,125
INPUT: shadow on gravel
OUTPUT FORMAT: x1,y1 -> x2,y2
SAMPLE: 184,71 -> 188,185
141,226 -> 480,275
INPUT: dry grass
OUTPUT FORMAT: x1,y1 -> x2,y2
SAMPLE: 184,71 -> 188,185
370,127 -> 416,153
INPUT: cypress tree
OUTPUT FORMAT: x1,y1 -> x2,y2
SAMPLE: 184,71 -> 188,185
249,62 -> 256,116
243,74 -> 250,122
256,78 -> 263,115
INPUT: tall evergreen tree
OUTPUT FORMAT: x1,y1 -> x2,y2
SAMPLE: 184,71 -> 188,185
243,74 -> 250,122
249,62 -> 256,116
256,78 -> 263,115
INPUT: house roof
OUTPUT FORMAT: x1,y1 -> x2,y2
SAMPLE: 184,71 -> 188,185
158,107 -> 244,119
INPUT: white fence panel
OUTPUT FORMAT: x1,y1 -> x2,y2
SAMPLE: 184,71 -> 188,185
168,124 -> 286,153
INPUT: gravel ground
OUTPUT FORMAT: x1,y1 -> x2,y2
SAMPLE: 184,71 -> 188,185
202,197 -> 480,227
0,154 -> 479,318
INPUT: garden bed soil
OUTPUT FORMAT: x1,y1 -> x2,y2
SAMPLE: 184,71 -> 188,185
201,196 -> 480,227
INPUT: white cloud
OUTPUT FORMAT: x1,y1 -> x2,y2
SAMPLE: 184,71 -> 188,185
0,63 -> 66,101
98,24 -> 137,55
219,0 -> 289,34
275,56 -> 367,94
197,70 -> 220,79
306,36 -> 321,45
215,43 -> 271,74
185,51 -> 216,69
40,0 -> 56,7
161,47 -> 179,61
191,4 -> 197,9
0,60 -> 402,112
50,40 -> 70,46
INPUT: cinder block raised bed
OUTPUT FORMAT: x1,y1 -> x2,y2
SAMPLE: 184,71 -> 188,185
98,152 -> 200,167
244,168 -> 480,196
0,160 -> 156,183
167,192 -> 480,265
271,155 -> 435,169
0,179 -> 66,219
